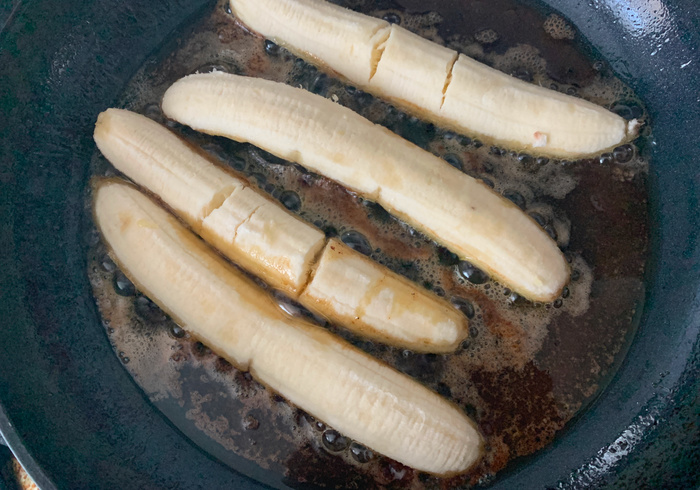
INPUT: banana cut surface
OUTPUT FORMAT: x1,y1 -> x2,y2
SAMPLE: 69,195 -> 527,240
229,0 -> 637,157
162,73 -> 569,302
201,186 -> 328,296
94,109 -> 467,352
93,179 -> 483,475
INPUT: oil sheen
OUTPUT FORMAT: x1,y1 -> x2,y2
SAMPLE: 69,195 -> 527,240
87,0 -> 650,487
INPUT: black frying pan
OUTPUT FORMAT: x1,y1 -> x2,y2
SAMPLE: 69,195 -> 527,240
0,0 -> 698,488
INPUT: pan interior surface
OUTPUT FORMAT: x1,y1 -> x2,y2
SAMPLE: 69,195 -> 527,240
0,0 -> 698,488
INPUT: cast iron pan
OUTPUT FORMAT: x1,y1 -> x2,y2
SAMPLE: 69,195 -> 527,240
0,0 -> 698,488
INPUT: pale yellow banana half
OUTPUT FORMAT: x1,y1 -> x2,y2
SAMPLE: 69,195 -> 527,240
94,109 -> 467,352
229,0 -> 637,157
93,179 -> 483,475
161,73 -> 569,302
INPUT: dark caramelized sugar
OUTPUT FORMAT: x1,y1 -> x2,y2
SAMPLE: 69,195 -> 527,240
87,0 -> 650,487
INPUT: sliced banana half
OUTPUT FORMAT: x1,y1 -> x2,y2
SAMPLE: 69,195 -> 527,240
161,73 -> 570,302
93,179 -> 483,475
229,0 -> 637,157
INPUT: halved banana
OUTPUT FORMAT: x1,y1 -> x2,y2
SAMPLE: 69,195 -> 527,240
230,0 -> 637,157
93,179 -> 483,475
439,54 -> 631,156
161,72 -> 569,302
94,109 -> 467,352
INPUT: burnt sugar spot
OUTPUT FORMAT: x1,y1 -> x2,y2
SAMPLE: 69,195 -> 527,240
243,51 -> 271,77
480,298 -> 530,365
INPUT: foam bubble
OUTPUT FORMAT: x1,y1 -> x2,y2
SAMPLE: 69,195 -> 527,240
543,14 -> 575,40
474,28 -> 500,45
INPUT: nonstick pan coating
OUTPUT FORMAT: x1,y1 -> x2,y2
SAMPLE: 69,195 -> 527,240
0,0 -> 698,488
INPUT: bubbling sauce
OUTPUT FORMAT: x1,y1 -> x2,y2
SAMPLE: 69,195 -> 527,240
87,0 -> 649,487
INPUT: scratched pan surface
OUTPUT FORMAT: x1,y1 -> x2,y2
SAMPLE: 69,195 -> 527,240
0,0 -> 698,488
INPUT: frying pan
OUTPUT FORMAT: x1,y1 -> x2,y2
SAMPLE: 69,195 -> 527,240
0,0 -> 698,488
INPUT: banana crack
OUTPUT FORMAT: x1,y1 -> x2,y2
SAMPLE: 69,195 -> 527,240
355,274 -> 387,331
368,25 -> 391,82
440,54 -> 458,110
298,237 -> 331,294
234,201 -> 266,241
203,185 -> 240,219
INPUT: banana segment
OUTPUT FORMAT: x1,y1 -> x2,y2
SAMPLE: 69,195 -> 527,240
230,0 -> 636,157
302,239 -> 464,351
231,0 -> 389,84
368,25 -> 457,114
93,180 -> 483,475
162,73 -> 569,302
94,109 -> 467,351
439,54 -> 630,156
201,186 -> 327,295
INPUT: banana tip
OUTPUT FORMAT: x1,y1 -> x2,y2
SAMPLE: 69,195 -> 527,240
94,108 -> 121,140
94,110 -> 107,131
